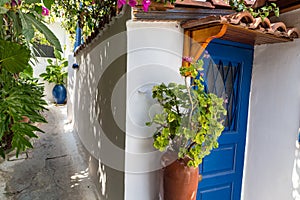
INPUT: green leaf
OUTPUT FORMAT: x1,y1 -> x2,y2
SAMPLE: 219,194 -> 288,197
24,0 -> 41,3
54,49 -> 61,60
274,8 -> 280,17
34,5 -> 42,15
0,14 -> 3,31
168,113 -> 176,122
145,122 -> 152,126
0,6 -> 8,14
47,58 -> 53,64
0,0 -> 9,5
43,0 -> 54,9
7,11 -> 22,37
19,12 -> 34,42
0,40 -> 31,73
23,13 -> 62,52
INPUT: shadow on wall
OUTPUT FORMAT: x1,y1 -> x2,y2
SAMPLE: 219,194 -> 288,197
292,138 -> 300,199
73,40 -> 126,199
71,5 -> 131,199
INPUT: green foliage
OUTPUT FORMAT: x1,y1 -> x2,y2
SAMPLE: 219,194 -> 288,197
40,49 -> 68,85
0,0 -> 62,51
147,59 -> 227,167
51,0 -> 117,46
0,40 -> 47,158
230,0 -> 279,19
43,0 -> 54,9
0,39 -> 31,73
0,0 -> 59,158
23,13 -> 62,52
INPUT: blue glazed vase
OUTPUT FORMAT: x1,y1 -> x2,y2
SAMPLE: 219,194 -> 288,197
52,84 -> 67,104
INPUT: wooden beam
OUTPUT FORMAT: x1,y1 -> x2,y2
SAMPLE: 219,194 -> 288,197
190,24 -> 227,61
182,30 -> 192,67
280,4 -> 300,14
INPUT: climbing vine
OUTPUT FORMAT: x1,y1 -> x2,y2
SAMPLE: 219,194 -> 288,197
230,0 -> 279,19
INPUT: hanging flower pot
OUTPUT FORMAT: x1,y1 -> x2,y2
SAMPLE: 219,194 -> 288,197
52,84 -> 67,104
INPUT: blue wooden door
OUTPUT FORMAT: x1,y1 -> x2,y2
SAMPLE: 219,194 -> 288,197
196,39 -> 253,200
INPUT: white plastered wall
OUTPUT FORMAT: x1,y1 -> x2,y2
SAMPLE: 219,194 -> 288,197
242,37 -> 300,199
126,21 -> 184,200
72,7 -> 131,200
32,22 -> 72,103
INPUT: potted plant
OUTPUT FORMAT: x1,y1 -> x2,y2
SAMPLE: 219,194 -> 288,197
146,57 -> 227,200
40,49 -> 68,104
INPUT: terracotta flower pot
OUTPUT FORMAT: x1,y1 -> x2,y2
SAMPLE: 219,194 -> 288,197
163,158 -> 199,200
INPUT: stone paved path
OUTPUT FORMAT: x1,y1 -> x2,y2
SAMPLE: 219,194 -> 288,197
0,105 -> 100,200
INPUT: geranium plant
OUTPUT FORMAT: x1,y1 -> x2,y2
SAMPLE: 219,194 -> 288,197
147,58 -> 227,167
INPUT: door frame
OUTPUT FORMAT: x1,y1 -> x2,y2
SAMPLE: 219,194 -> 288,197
183,36 -> 253,199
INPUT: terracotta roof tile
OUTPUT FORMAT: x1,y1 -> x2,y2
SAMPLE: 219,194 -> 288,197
175,0 -> 215,8
176,0 -> 256,8
182,11 -> 299,45
271,22 -> 287,32
287,28 -> 300,39
174,0 -> 300,13
210,0 -> 231,7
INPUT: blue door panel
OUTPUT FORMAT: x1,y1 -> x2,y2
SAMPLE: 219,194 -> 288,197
202,144 -> 236,175
197,39 -> 253,200
199,184 -> 232,200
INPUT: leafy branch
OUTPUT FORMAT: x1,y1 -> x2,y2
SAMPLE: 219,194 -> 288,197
230,0 -> 280,19
39,49 -> 68,85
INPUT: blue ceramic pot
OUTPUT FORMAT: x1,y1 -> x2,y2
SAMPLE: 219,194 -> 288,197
52,84 -> 67,104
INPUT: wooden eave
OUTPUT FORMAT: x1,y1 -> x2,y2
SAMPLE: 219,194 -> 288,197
182,13 -> 297,60
133,7 -> 234,21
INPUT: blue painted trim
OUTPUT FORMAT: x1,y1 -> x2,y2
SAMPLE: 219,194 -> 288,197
74,23 -> 82,52
197,38 -> 253,200
73,2 -> 83,52
210,38 -> 254,50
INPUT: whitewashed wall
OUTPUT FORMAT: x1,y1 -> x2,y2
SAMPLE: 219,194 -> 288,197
47,22 -> 72,57
126,21 -> 184,200
242,8 -> 300,200
32,57 -> 55,102
32,22 -> 71,103
242,38 -> 300,200
73,7 -> 130,200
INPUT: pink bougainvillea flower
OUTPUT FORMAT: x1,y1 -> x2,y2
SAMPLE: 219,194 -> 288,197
142,0 -> 151,12
223,96 -> 229,104
182,56 -> 193,63
128,0 -> 137,7
11,0 -> 17,7
117,0 -> 126,8
42,6 -> 50,16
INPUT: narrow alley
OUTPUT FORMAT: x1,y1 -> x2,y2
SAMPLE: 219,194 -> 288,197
0,105 -> 100,200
